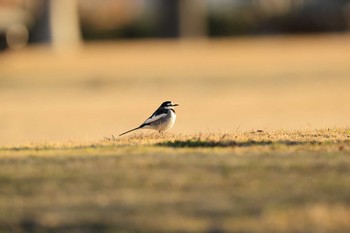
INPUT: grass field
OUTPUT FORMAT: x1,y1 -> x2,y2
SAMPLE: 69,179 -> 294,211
1,34 -> 350,145
0,129 -> 350,233
0,34 -> 350,232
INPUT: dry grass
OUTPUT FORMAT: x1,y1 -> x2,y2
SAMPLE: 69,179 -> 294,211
1,34 -> 350,145
0,129 -> 350,233
2,128 -> 349,151
1,34 -> 350,232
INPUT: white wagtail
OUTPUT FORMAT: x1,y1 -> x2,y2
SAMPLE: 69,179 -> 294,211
119,101 -> 179,136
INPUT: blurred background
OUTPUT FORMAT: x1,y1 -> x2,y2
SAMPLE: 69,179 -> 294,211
0,0 -> 350,145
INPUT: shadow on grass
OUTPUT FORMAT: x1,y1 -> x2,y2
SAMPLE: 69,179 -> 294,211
157,140 -> 320,148
1,222 -> 110,233
1,222 -> 225,233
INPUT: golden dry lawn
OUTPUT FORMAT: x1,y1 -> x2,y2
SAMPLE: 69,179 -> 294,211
0,129 -> 350,233
0,34 -> 350,233
0,34 -> 350,145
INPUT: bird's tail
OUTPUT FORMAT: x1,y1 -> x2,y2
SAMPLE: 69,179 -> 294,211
119,126 -> 141,136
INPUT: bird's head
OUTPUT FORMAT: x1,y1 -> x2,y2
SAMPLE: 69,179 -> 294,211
161,101 -> 179,109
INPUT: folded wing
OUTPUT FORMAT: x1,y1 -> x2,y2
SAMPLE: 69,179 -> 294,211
142,113 -> 167,125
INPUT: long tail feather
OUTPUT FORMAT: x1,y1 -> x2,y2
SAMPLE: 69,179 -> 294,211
119,126 -> 141,136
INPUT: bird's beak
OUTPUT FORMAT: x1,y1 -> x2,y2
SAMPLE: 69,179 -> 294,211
172,103 -> 179,107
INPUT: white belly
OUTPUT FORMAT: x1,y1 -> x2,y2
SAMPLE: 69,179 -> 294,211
158,110 -> 176,132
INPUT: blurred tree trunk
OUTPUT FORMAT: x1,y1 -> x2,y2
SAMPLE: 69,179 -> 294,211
50,0 -> 81,50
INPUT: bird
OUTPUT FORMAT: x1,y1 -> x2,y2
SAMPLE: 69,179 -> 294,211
119,101 -> 179,136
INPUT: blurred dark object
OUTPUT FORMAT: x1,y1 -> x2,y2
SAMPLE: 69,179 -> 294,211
80,0 -> 206,40
80,0 -> 350,40
1,0 -> 350,49
208,0 -> 350,36
268,0 -> 350,33
28,0 -> 50,44
156,0 -> 207,38
156,0 -> 180,37
79,0 -> 151,40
